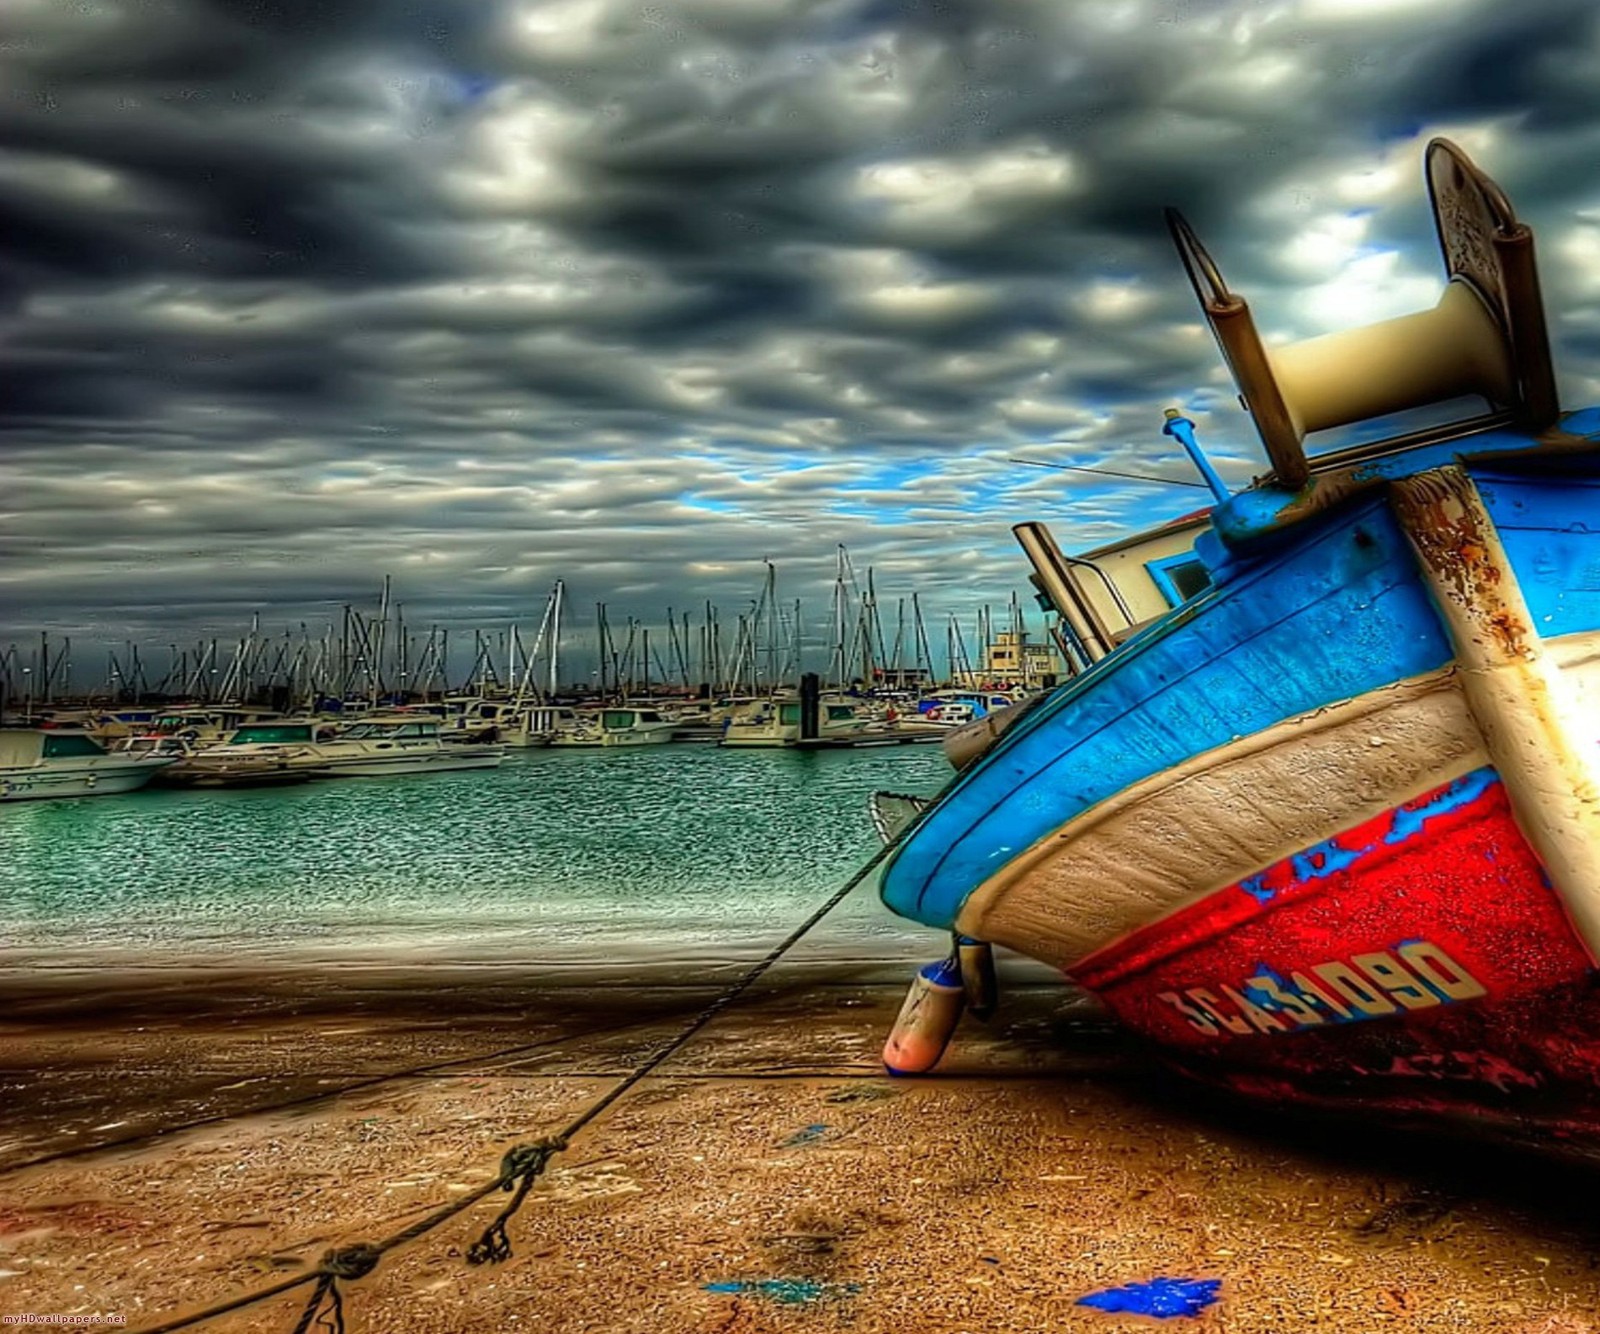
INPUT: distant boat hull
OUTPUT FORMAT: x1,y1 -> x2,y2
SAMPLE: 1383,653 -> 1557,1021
0,757 -> 171,802
312,745 -> 504,776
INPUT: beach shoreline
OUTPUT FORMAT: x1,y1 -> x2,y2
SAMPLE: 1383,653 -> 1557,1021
2,956 -> 1599,1332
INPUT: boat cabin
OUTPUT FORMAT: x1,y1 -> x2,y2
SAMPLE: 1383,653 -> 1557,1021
226,722 -> 334,746
0,730 -> 112,766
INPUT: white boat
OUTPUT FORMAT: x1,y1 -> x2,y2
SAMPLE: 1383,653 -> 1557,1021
720,697 -> 875,748
314,716 -> 505,775
136,706 -> 290,746
184,717 -> 503,779
548,707 -> 676,748
0,729 -> 175,801
499,705 -> 582,748
117,732 -> 316,787
168,719 -> 332,784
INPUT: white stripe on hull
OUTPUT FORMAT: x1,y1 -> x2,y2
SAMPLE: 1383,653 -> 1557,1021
954,667 -> 1489,970
0,762 -> 167,801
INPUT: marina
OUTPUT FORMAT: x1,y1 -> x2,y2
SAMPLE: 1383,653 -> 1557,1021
8,3 -> 1600,1330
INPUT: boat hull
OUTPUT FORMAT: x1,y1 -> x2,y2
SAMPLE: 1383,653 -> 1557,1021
1066,768 -> 1600,1150
312,747 -> 504,776
877,454 -> 1600,1150
160,762 -> 314,787
0,759 -> 170,801
598,728 -> 675,747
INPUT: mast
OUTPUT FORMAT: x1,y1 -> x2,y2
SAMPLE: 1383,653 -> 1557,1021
551,580 -> 563,696
912,592 -> 934,688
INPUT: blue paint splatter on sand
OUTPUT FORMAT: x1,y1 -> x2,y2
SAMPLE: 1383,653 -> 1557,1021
704,1279 -> 860,1304
1077,1277 -> 1222,1318
783,1123 -> 829,1146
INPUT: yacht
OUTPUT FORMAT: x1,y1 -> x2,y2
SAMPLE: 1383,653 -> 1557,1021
117,732 -> 315,787
181,716 -> 503,780
0,729 -> 176,801
318,716 -> 504,774
720,697 -> 875,748
548,707 -> 677,748
498,705 -> 582,748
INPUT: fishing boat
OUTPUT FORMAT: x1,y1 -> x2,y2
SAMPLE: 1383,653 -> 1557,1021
877,140 -> 1600,1155
0,729 -> 176,801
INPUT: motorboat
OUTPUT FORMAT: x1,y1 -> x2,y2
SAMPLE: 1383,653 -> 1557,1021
120,732 -> 315,787
0,729 -> 175,801
498,705 -> 583,748
311,716 -> 504,774
875,140 -> 1600,1156
178,716 -> 502,781
548,707 -> 677,748
721,695 -> 876,748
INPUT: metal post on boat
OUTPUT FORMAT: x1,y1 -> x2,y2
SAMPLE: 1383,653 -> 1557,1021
1162,409 -> 1232,504
1012,522 -> 1116,661
1393,467 -> 1600,962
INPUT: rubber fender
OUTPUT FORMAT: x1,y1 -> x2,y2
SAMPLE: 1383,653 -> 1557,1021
883,956 -> 965,1075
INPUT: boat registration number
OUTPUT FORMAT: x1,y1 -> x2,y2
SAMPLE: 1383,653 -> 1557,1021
1156,941 -> 1487,1037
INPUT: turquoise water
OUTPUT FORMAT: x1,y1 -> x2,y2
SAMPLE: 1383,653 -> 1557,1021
0,746 -> 952,965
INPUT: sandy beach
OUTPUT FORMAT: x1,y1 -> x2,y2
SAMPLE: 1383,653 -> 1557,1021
2,958 -> 1597,1334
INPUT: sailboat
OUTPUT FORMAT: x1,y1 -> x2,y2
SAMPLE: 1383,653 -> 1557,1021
876,140 -> 1600,1155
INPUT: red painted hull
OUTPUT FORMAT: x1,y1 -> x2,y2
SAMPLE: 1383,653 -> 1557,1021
1069,769 -> 1600,1152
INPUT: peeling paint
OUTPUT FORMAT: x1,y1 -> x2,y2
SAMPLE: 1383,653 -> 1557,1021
1385,768 -> 1499,845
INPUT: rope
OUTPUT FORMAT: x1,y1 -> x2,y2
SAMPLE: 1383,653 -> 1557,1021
130,834 -> 905,1334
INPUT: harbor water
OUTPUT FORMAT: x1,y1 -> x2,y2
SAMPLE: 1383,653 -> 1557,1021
0,745 -> 952,968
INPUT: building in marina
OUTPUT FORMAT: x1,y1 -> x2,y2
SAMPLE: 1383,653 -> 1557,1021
969,631 -> 1062,689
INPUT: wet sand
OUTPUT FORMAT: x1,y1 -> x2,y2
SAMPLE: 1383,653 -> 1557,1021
2,959 -> 1598,1333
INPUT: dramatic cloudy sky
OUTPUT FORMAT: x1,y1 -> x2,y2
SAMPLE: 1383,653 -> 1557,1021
7,0 -> 1600,681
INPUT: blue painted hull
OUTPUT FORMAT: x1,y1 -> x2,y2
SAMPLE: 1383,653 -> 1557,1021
880,439 -> 1600,938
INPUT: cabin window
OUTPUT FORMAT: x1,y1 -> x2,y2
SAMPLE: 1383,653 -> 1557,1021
602,711 -> 633,729
230,725 -> 314,745
825,705 -> 854,721
1146,553 -> 1212,608
779,704 -> 802,725
42,733 -> 106,758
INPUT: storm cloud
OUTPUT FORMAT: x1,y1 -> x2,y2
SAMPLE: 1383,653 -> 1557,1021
6,0 -> 1600,675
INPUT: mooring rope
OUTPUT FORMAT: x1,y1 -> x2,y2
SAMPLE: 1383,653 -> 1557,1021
131,835 -> 905,1334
